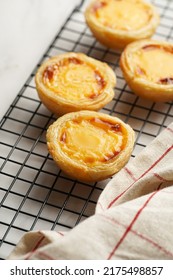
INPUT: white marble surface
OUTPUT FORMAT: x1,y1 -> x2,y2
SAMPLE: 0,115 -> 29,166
0,0 -> 80,121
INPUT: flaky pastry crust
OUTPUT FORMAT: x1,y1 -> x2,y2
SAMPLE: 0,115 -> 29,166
46,110 -> 135,182
35,52 -> 116,115
120,40 -> 173,102
85,0 -> 159,49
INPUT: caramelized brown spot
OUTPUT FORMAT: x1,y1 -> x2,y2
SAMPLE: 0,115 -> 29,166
57,57 -> 83,68
92,118 -> 122,133
95,70 -> 106,89
60,132 -> 67,143
142,44 -> 160,51
88,71 -> 106,99
102,150 -> 120,162
158,77 -> 173,85
68,57 -> 83,65
89,92 -> 100,99
43,65 -> 58,81
142,44 -> 173,54
92,1 -> 107,13
111,123 -> 121,132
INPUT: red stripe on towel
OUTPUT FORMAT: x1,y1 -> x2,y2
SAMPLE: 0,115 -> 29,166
107,145 -> 173,209
107,191 -> 158,259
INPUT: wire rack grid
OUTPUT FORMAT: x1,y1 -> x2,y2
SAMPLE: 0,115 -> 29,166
0,0 -> 173,260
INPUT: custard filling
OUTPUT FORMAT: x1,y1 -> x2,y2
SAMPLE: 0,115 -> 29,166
59,117 -> 127,166
132,45 -> 173,84
43,57 -> 106,100
92,0 -> 151,31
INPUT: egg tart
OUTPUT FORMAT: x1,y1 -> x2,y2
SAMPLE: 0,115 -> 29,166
35,52 -> 116,115
46,111 -> 135,182
85,0 -> 159,49
120,40 -> 173,102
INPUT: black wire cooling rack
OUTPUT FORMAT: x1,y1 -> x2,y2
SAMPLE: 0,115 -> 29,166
0,0 -> 173,260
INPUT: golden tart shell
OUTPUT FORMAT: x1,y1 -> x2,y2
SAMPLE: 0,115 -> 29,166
46,110 -> 135,182
85,0 -> 159,49
120,40 -> 173,102
35,52 -> 116,116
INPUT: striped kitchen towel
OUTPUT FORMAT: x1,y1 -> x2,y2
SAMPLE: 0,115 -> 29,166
8,122 -> 173,259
